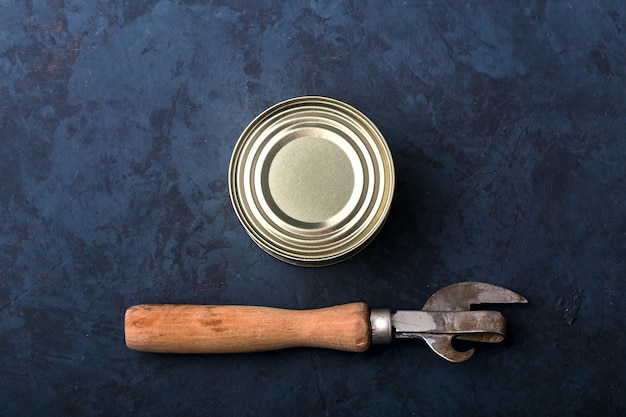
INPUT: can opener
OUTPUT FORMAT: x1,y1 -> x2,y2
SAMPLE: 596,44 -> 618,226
124,281 -> 527,362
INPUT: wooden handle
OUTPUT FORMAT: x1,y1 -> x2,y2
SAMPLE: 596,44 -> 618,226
124,303 -> 371,353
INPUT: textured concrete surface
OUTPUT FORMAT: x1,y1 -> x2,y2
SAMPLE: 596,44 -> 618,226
1,1 -> 625,416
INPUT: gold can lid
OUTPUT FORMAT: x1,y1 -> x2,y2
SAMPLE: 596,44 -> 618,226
229,96 -> 395,266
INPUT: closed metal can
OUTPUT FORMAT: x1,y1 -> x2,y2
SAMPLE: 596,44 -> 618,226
229,96 -> 395,266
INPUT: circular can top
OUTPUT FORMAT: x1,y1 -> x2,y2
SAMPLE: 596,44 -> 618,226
229,96 -> 394,266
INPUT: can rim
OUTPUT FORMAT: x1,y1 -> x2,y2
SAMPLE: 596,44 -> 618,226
229,96 -> 395,266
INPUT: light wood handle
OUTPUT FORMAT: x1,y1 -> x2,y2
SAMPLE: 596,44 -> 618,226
124,303 -> 372,353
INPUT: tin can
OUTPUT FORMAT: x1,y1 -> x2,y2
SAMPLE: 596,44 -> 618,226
229,96 -> 395,266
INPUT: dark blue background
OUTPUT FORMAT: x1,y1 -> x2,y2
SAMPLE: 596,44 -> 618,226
1,1 -> 625,415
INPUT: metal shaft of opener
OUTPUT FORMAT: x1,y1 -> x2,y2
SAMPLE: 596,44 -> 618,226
370,309 -> 507,344
393,310 -> 506,342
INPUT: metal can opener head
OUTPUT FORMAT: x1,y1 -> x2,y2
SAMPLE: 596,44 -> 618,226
370,281 -> 528,362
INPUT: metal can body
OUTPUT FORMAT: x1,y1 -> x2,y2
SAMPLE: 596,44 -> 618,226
229,96 -> 395,266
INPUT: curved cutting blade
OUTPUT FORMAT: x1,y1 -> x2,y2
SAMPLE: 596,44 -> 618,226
422,281 -> 528,312
423,335 -> 475,362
